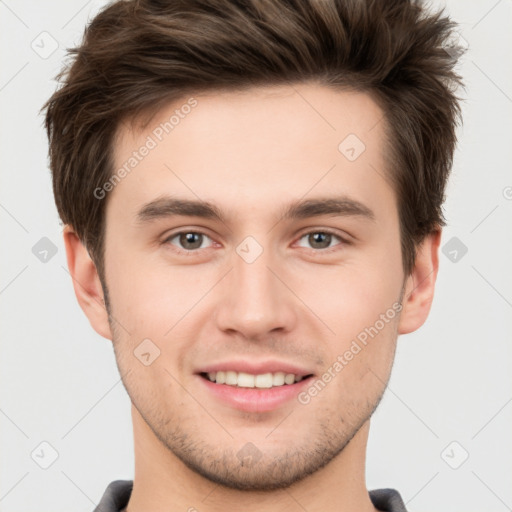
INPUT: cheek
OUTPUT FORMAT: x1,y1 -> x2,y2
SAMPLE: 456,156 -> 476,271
106,255 -> 198,334
288,247 -> 402,386
295,259 -> 402,335
307,276 -> 399,407
106,257 -> 206,379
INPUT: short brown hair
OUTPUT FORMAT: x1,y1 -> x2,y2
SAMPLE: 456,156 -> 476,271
43,0 -> 464,280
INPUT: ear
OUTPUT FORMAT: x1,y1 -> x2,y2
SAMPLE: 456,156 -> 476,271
398,229 -> 441,335
63,225 -> 112,340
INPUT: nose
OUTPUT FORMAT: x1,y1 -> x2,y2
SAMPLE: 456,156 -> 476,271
214,243 -> 298,341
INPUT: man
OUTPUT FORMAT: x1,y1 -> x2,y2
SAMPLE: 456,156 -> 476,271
42,0 -> 463,510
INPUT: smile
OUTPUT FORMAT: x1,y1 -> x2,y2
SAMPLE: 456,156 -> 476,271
201,371 -> 312,388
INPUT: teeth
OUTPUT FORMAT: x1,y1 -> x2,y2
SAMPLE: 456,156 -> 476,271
255,373 -> 272,388
284,373 -> 295,385
225,371 -> 237,385
205,371 -> 306,388
272,372 -> 285,386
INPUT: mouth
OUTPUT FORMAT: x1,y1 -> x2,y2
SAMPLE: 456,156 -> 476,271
199,371 -> 314,389
196,370 -> 315,413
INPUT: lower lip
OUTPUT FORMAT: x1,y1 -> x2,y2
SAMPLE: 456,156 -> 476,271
197,374 -> 313,413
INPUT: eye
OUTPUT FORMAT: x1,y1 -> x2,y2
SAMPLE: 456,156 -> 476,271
164,231 -> 214,252
296,230 -> 345,251
163,228 -> 348,255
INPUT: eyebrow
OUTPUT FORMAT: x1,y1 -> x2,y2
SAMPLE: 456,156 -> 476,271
136,195 -> 375,224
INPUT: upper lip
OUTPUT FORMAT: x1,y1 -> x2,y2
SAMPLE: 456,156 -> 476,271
196,360 -> 314,377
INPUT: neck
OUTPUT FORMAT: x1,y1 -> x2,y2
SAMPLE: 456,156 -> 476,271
125,405 -> 378,512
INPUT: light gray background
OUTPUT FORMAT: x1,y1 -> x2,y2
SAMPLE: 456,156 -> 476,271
1,1 -> 511,511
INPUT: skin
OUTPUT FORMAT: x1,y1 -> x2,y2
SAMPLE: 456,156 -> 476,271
64,83 -> 440,512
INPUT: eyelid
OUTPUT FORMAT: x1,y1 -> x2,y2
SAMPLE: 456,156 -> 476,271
295,226 -> 350,241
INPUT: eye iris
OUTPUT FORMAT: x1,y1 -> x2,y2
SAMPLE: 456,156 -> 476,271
309,232 -> 331,249
180,232 -> 202,250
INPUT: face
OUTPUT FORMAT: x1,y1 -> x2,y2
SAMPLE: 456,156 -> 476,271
95,84 -> 409,490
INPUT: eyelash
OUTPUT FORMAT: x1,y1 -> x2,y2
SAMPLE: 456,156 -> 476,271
162,228 -> 350,256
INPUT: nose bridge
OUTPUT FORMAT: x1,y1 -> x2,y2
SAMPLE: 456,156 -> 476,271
215,237 -> 296,338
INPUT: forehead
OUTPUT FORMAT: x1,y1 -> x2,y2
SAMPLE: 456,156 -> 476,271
108,83 -> 393,226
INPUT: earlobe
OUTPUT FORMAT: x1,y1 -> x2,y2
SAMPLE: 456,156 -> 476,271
63,225 -> 112,340
398,229 -> 441,335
